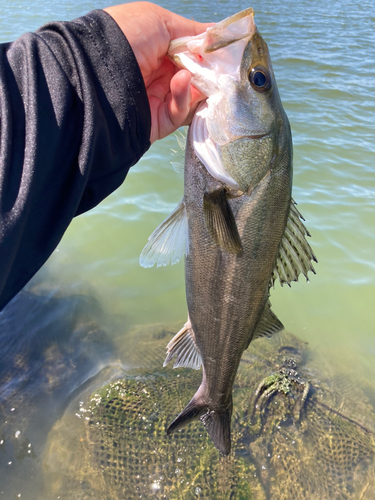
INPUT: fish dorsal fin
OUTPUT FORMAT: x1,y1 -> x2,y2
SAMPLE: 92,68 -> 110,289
203,189 -> 243,255
252,300 -> 284,342
139,200 -> 189,268
272,199 -> 318,287
163,319 -> 202,370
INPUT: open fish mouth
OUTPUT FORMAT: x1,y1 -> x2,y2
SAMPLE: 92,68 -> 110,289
168,8 -> 255,57
168,8 -> 256,98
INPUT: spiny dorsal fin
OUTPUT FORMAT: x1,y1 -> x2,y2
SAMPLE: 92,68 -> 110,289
203,189 -> 243,255
163,319 -> 202,370
252,300 -> 284,341
272,199 -> 318,287
139,200 -> 189,268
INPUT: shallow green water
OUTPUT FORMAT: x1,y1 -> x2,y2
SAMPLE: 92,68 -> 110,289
0,0 -> 374,498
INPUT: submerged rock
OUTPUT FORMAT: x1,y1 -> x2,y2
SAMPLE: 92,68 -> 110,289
44,328 -> 375,500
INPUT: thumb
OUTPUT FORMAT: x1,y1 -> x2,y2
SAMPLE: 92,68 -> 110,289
150,70 -> 191,143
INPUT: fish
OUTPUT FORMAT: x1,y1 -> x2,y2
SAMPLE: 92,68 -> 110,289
140,8 -> 317,455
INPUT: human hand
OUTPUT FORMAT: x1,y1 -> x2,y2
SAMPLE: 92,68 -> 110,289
104,2 -> 211,143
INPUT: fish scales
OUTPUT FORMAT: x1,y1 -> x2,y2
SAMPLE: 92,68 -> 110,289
140,8 -> 316,455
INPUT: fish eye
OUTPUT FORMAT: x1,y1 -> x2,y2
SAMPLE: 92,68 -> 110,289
249,66 -> 271,92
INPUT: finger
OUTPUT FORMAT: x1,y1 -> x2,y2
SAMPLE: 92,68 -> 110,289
146,59 -> 175,100
168,70 -> 208,126
169,70 -> 192,121
149,70 -> 191,143
182,84 -> 207,126
149,69 -> 209,142
161,9 -> 214,39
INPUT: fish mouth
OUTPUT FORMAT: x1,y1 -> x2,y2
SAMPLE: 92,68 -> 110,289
168,8 -> 255,57
167,9 -> 256,97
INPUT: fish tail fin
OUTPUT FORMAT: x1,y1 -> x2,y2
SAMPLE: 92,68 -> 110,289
201,397 -> 232,456
167,388 -> 232,456
167,392 -> 206,434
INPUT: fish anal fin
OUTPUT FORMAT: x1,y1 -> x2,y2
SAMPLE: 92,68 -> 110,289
163,320 -> 202,370
139,200 -> 189,268
203,189 -> 242,255
252,300 -> 284,342
272,199 -> 318,287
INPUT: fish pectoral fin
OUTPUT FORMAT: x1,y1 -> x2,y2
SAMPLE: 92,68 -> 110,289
203,189 -> 243,255
171,128 -> 187,174
272,199 -> 318,287
252,300 -> 284,342
139,200 -> 189,268
163,319 -> 202,370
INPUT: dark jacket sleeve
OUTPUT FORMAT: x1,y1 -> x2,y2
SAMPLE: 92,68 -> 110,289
0,9 -> 151,311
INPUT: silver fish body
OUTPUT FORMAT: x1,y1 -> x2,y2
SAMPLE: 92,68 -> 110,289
140,9 -> 316,455
168,118 -> 291,454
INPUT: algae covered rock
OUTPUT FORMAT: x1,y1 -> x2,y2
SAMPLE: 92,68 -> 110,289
43,327 -> 375,500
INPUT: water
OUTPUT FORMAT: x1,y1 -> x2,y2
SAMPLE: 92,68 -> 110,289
0,0 -> 374,497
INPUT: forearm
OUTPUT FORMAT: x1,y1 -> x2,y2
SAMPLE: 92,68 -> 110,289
0,9 -> 151,310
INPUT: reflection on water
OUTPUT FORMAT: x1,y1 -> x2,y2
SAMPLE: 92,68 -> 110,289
0,0 -> 374,498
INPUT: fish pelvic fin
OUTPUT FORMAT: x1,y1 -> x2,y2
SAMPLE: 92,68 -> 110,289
139,199 -> 189,268
272,199 -> 318,287
203,188 -> 243,255
167,389 -> 233,456
163,319 -> 202,370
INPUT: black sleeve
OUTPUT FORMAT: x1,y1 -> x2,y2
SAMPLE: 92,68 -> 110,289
0,9 -> 151,311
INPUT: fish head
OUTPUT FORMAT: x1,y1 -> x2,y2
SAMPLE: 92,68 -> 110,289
168,9 -> 292,192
